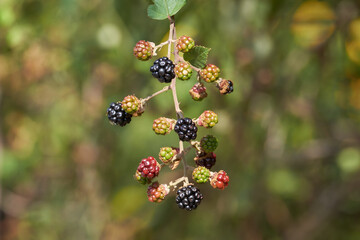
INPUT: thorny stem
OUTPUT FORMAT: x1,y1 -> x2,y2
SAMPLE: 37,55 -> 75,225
141,86 -> 171,103
167,16 -> 188,178
153,40 -> 176,56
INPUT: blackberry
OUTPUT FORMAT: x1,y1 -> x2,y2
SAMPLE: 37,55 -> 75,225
150,57 -> 176,83
175,185 -> 203,211
200,64 -> 220,83
210,170 -> 230,190
195,152 -> 216,169
176,36 -> 195,53
198,110 -> 218,128
217,79 -> 234,95
159,147 -> 178,164
133,40 -> 153,61
137,156 -> 161,182
200,135 -> 218,153
189,83 -> 207,101
107,102 -> 132,126
152,117 -> 175,135
192,166 -> 210,184
147,181 -> 169,203
121,95 -> 140,114
174,117 -> 198,142
175,62 -> 192,80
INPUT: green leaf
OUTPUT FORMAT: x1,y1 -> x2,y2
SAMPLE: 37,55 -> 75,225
147,0 -> 186,20
183,46 -> 211,69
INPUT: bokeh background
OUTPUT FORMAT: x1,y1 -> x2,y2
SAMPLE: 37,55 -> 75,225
1,0 -> 360,239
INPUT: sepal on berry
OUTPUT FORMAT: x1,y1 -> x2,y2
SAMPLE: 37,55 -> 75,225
133,40 -> 154,61
216,78 -> 234,95
200,64 -> 220,83
192,166 -> 210,183
189,83 -> 207,101
176,36 -> 195,53
147,181 -> 170,203
210,170 -> 229,190
121,95 -> 140,114
197,110 -> 218,128
175,62 -> 193,80
152,117 -> 175,135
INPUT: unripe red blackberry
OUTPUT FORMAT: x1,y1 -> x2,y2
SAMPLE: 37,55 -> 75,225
150,57 -> 175,83
152,117 -> 175,135
189,83 -> 207,101
192,166 -> 210,183
197,110 -> 218,128
200,135 -> 218,153
136,157 -> 161,182
195,152 -> 216,169
134,170 -> 152,185
210,170 -> 229,190
121,95 -> 140,114
175,62 -> 192,80
174,117 -> 198,141
159,147 -> 179,164
216,79 -> 234,95
147,181 -> 170,203
200,64 -> 220,83
107,102 -> 132,126
176,35 -> 195,53
133,40 -> 154,61
175,185 -> 203,211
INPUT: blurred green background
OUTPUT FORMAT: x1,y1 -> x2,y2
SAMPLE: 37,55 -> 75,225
1,0 -> 360,239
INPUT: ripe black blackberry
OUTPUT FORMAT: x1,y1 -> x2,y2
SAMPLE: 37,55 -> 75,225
174,117 -> 197,141
150,57 -> 176,83
107,102 -> 132,126
175,185 -> 203,211
226,80 -> 234,94
195,152 -> 216,169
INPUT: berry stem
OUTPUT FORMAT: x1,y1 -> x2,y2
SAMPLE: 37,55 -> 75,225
142,85 -> 171,103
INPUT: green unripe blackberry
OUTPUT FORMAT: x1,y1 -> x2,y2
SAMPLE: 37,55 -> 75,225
121,95 -> 140,114
176,36 -> 195,53
192,166 -> 210,183
200,135 -> 218,153
175,62 -> 192,80
200,64 -> 220,83
133,40 -> 153,61
198,110 -> 218,128
159,147 -> 178,164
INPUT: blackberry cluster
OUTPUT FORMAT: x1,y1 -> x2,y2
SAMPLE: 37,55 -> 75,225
195,152 -> 216,169
133,40 -> 153,61
174,118 -> 198,141
176,185 -> 203,211
107,102 -> 132,126
150,57 -> 176,83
